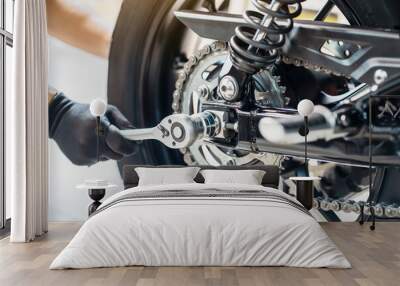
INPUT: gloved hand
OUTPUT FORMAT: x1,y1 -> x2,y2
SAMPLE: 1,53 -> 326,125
49,92 -> 138,166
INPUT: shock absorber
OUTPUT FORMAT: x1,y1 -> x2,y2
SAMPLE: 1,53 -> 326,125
229,0 -> 305,74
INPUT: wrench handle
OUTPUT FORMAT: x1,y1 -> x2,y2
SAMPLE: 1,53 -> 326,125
120,128 -> 158,141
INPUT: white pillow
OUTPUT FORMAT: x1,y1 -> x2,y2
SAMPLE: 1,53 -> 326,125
200,169 -> 266,185
135,167 -> 200,186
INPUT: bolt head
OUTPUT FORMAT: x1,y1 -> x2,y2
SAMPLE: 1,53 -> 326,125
339,114 -> 351,127
198,85 -> 210,99
374,69 -> 388,85
218,76 -> 239,101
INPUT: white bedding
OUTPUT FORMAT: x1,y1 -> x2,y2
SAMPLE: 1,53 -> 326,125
50,183 -> 350,269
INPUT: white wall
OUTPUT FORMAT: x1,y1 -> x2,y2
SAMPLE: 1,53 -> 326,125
48,37 -> 123,221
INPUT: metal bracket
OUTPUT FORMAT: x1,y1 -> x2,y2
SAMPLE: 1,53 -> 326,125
249,110 -> 259,152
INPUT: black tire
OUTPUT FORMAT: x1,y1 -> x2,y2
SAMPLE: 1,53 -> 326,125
333,0 -> 400,28
107,0 -> 400,201
108,0 -> 197,168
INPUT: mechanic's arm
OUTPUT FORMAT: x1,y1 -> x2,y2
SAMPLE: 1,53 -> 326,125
46,0 -> 111,58
48,88 -> 138,166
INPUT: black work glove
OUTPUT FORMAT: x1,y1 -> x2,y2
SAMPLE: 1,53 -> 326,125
49,92 -> 138,166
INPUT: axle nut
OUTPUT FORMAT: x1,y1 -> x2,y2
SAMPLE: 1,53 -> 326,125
218,76 -> 239,101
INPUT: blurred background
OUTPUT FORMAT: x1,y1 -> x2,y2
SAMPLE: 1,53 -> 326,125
48,0 -> 123,220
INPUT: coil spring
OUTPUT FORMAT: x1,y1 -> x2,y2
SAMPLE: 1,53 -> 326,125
229,0 -> 305,74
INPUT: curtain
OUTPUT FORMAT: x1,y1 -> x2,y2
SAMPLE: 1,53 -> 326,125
8,0 -> 48,242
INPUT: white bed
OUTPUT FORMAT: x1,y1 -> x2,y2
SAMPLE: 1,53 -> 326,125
50,183 -> 350,269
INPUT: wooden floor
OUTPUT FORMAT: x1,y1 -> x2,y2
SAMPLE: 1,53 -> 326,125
0,222 -> 399,286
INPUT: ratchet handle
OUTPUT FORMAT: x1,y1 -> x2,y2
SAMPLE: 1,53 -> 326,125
120,128 -> 158,141
89,98 -> 220,149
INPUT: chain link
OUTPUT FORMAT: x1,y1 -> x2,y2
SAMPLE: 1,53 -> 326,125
172,41 -> 227,164
172,41 -> 227,113
281,56 -> 350,78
